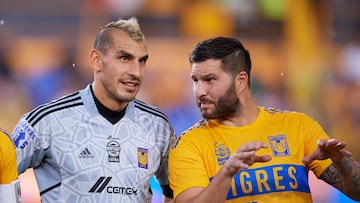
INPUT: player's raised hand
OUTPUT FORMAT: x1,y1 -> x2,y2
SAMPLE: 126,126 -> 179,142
223,141 -> 272,176
302,139 -> 352,165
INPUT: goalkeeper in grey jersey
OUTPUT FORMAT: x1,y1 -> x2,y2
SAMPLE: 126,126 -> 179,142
11,17 -> 175,203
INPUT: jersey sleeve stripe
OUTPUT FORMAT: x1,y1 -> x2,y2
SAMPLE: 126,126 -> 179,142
29,102 -> 84,126
25,93 -> 84,126
39,182 -> 61,196
27,92 -> 80,119
27,96 -> 82,122
134,99 -> 164,115
134,104 -> 169,122
134,99 -> 169,122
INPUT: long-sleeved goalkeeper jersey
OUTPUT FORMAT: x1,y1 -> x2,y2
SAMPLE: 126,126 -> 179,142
11,84 -> 174,203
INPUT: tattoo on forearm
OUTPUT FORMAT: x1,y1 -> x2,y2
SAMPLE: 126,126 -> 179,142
320,164 -> 344,191
320,157 -> 360,200
345,158 -> 360,193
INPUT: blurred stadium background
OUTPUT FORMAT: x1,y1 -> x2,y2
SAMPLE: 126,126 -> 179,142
1,0 -> 360,202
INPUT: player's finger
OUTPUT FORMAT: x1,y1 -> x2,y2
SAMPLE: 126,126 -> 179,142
237,162 -> 250,169
232,151 -> 256,160
228,153 -> 252,169
340,149 -> 352,157
326,139 -> 345,149
302,152 -> 317,165
335,142 -> 346,150
318,139 -> 340,150
328,139 -> 339,145
253,155 -> 272,163
238,141 -> 268,152
317,139 -> 327,148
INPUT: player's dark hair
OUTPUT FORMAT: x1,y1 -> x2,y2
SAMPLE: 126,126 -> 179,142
189,36 -> 252,87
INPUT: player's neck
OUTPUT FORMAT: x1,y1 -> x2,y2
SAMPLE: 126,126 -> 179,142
216,100 -> 259,127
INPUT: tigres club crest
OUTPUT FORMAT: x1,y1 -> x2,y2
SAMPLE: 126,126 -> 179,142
268,135 -> 290,156
215,142 -> 230,165
137,147 -> 148,169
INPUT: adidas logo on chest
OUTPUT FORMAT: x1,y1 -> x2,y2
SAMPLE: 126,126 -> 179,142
78,148 -> 95,158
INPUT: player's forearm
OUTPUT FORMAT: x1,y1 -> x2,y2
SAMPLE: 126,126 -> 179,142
178,166 -> 233,203
334,157 -> 360,201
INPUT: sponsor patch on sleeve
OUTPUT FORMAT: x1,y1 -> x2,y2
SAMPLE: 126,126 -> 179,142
13,122 -> 36,149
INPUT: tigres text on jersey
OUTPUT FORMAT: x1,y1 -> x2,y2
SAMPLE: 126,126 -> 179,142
169,107 -> 332,203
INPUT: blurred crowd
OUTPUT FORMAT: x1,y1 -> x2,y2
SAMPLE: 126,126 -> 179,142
0,0 -> 359,202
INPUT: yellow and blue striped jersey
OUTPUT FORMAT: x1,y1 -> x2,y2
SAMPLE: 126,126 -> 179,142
169,107 -> 332,203
0,130 -> 18,184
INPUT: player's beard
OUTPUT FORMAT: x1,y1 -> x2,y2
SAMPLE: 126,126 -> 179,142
199,80 -> 240,119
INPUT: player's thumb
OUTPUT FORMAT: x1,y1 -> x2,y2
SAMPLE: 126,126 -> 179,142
302,152 -> 317,166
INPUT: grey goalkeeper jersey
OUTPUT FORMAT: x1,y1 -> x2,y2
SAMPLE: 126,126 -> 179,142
11,85 -> 175,203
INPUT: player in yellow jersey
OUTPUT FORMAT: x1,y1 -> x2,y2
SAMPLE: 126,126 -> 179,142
0,129 -> 21,202
168,36 -> 360,203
